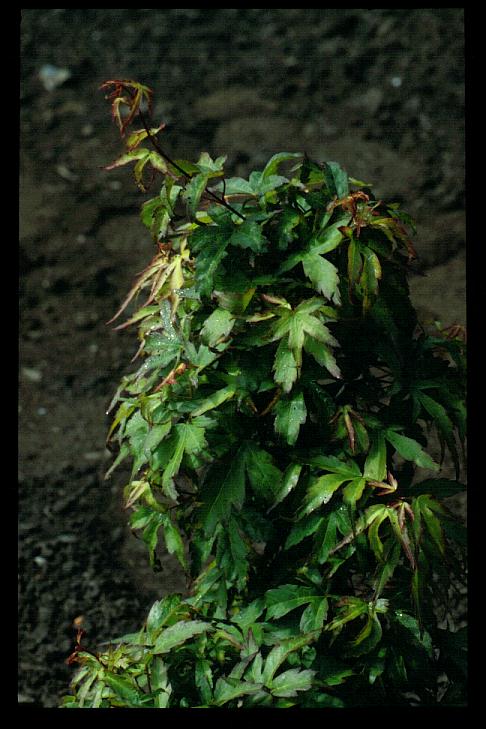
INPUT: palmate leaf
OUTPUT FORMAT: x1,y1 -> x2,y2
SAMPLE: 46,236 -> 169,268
373,539 -> 401,599
103,673 -> 144,707
276,208 -> 302,250
285,513 -> 324,551
274,392 -> 307,445
324,161 -> 349,198
363,431 -> 387,481
360,248 -> 382,311
183,172 -> 210,217
269,463 -> 302,512
212,677 -> 262,706
298,473 -> 352,517
303,336 -> 342,379
308,216 -> 351,256
153,620 -> 212,655
313,511 -> 338,564
151,422 -> 207,499
385,429 -> 439,472
200,308 -> 235,346
302,253 -> 341,305
270,668 -> 316,698
270,303 -> 341,389
278,217 -> 348,275
273,337 -> 299,392
347,237 -> 363,294
245,444 -> 282,502
199,446 -> 247,534
193,226 -> 231,297
230,218 -> 268,252
262,151 -> 303,178
265,584 -> 324,621
262,634 -> 317,684
342,477 -> 366,507
416,391 -> 460,478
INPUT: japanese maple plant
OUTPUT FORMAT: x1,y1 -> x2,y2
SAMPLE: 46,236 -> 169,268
63,81 -> 467,708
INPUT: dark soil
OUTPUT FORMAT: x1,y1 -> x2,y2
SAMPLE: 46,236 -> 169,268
19,9 -> 465,707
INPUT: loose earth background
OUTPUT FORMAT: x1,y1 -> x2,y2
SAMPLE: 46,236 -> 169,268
19,8 -> 465,707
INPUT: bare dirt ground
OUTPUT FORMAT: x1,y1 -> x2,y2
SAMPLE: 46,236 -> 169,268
19,9 -> 465,707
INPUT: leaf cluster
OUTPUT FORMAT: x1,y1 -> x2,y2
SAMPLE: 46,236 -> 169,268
63,81 -> 467,708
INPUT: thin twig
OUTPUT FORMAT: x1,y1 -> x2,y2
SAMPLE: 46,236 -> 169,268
135,102 -> 246,221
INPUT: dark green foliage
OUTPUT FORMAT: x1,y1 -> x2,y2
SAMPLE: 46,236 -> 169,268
63,81 -> 466,708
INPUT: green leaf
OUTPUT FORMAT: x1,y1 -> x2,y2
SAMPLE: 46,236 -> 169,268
104,443 -> 130,480
273,337 -> 299,393
213,677 -> 262,706
141,512 -> 166,567
298,473 -> 350,517
182,173 -> 209,216
360,248 -> 381,310
265,584 -> 321,621
200,308 -> 235,347
304,454 -> 361,478
195,658 -> 214,704
302,254 -> 341,305
285,513 -> 324,550
393,612 -> 433,659
270,668 -> 315,697
385,429 -> 439,471
199,446 -> 247,534
215,287 -> 255,314
232,598 -> 266,630
230,219 -> 268,252
299,598 -> 328,633
421,504 -> 446,556
215,176 -> 254,196
373,540 -> 401,598
193,226 -> 231,297
347,238 -> 363,291
245,444 -> 282,502
308,217 -> 350,256
303,337 -> 341,378
146,594 -> 185,634
262,152 -> 302,178
270,463 -> 302,511
143,421 -> 172,461
160,422 -> 207,498
364,431 -> 387,481
300,313 -> 339,346
342,477 -> 366,507
195,151 -> 226,175
324,161 -> 349,198
161,514 -> 187,569
105,147 -> 150,171
103,673 -> 143,707
262,635 -> 315,684
226,516 -> 250,582
191,385 -> 236,417
276,208 -> 302,250
313,512 -> 338,564
367,508 -> 392,562
274,392 -> 307,445
153,619 -> 212,654
417,391 -> 460,477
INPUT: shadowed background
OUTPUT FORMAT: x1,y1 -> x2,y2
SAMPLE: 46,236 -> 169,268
19,8 -> 465,706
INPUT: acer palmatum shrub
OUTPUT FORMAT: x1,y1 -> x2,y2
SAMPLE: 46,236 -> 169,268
63,81 -> 466,708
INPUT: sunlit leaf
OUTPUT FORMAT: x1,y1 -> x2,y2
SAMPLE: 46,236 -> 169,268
153,620 -> 212,654
385,429 -> 439,472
